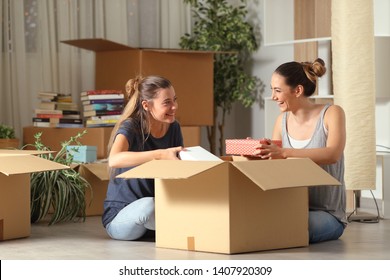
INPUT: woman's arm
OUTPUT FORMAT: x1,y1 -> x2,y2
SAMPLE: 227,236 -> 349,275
259,105 -> 346,165
108,134 -> 182,168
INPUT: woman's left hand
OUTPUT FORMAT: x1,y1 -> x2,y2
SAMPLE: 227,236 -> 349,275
253,138 -> 284,159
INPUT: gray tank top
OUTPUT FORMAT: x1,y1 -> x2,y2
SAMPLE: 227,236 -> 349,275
282,104 -> 347,225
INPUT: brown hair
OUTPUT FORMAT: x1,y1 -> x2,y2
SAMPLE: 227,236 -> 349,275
274,58 -> 326,97
107,75 -> 173,155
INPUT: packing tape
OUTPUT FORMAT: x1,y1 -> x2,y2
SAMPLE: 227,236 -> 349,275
187,236 -> 195,251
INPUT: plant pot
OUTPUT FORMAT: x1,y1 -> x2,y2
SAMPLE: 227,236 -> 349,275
0,138 -> 20,149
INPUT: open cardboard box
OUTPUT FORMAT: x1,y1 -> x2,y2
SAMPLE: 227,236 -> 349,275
118,157 -> 341,254
72,162 -> 109,216
61,38 -> 214,126
0,150 -> 69,241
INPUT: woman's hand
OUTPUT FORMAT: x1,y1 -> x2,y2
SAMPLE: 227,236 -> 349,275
253,138 -> 285,159
159,146 -> 183,160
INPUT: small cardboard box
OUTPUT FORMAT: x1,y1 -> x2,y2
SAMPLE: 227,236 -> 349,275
73,163 -> 109,216
61,38 -> 214,126
23,126 -> 113,159
67,145 -> 97,163
0,150 -> 69,241
226,138 -> 283,156
118,157 -> 340,254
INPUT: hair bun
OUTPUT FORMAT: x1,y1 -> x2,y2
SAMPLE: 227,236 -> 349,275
312,58 -> 326,78
125,76 -> 143,99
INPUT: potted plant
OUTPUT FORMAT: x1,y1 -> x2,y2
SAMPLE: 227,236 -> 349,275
180,0 -> 264,155
0,123 -> 19,149
22,130 -> 92,225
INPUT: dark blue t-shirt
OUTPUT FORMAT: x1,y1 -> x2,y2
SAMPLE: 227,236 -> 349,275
102,119 -> 183,227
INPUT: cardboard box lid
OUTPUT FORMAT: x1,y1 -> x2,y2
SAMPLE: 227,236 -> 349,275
0,149 -> 54,156
61,38 -> 219,54
117,158 -> 340,190
118,160 -> 223,179
231,158 -> 341,190
80,162 -> 109,181
61,38 -> 133,52
0,154 -> 69,176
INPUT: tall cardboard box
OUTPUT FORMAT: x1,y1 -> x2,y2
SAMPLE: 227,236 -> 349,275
61,38 -> 214,126
181,126 -> 201,147
118,158 -> 341,254
0,150 -> 68,241
23,126 -> 113,159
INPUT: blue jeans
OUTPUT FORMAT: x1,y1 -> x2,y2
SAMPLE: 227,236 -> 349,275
106,197 -> 155,241
309,210 -> 345,243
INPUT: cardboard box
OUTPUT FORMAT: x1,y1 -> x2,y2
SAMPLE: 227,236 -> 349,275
67,145 -> 97,163
118,157 -> 340,254
61,38 -> 214,126
23,126 -> 113,159
225,138 -> 283,156
181,126 -> 201,147
0,150 -> 68,241
74,163 -> 109,216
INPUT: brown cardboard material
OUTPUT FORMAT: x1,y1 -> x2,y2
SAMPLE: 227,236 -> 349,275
61,38 -> 214,126
74,163 -> 109,216
0,150 -> 69,241
23,126 -> 113,159
181,126 -> 201,147
118,158 -> 341,254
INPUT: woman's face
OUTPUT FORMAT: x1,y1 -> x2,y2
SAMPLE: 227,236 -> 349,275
146,86 -> 178,123
270,73 -> 296,112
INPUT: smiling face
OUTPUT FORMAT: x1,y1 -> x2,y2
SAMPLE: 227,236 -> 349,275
270,73 -> 300,112
142,86 -> 178,124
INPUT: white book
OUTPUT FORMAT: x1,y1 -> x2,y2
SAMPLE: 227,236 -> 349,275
179,146 -> 222,161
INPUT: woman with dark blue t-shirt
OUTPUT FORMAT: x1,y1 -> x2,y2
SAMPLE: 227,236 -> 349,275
102,75 -> 183,241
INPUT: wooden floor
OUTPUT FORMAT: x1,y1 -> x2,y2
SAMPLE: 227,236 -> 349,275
1,202 -> 390,260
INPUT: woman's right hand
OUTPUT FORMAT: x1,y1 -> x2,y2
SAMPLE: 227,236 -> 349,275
159,146 -> 183,160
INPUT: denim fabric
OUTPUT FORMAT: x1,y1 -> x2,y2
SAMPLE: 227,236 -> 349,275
309,210 -> 345,243
105,197 -> 155,241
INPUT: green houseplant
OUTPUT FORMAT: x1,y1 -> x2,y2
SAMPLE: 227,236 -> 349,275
0,123 -> 19,149
22,130 -> 92,225
180,0 -> 263,155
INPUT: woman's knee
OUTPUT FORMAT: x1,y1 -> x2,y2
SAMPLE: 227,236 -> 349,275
309,211 -> 344,243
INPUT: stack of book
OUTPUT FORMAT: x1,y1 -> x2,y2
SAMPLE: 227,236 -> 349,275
81,90 -> 124,127
33,91 -> 83,128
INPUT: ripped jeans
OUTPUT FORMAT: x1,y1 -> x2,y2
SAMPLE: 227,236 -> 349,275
105,197 -> 155,241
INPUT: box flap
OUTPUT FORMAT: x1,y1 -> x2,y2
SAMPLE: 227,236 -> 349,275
61,38 -> 133,52
145,48 -> 229,54
0,155 -> 69,176
61,38 -> 230,54
117,160 -> 223,179
232,158 -> 341,190
0,149 -> 54,156
81,163 -> 109,180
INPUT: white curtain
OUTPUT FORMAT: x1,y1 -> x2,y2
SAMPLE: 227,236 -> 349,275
0,0 -> 191,138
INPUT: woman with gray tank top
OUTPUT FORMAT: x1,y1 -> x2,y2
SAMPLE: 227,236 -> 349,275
253,58 -> 347,243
